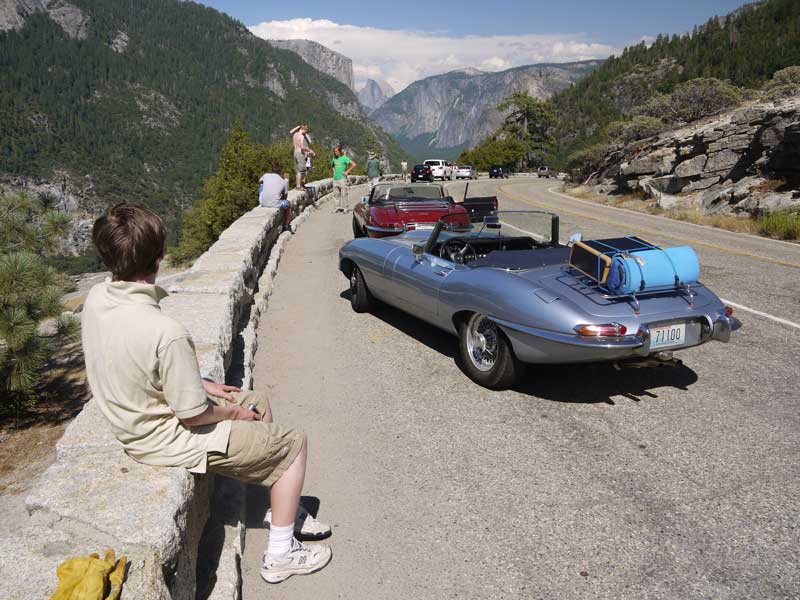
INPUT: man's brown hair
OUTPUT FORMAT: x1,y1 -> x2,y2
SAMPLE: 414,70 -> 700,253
92,204 -> 166,281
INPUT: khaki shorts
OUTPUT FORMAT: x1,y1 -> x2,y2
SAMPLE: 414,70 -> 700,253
207,391 -> 304,487
295,149 -> 307,173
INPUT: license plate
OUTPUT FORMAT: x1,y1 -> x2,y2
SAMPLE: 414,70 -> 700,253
414,224 -> 434,230
650,323 -> 686,349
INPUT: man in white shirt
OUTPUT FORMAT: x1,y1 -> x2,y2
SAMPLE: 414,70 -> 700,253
259,166 -> 293,232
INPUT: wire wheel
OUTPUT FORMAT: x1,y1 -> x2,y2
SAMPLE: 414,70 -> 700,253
465,313 -> 499,372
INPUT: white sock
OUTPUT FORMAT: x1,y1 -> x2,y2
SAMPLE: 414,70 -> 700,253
266,524 -> 295,561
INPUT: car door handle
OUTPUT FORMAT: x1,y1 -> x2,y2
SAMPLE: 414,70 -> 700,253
433,269 -> 452,277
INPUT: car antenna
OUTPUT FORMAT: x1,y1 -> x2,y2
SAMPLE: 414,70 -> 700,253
464,181 -> 469,203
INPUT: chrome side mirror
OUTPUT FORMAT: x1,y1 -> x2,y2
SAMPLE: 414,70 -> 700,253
568,233 -> 583,246
412,244 -> 424,262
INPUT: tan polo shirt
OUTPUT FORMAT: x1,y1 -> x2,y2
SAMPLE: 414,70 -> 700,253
81,280 -> 231,473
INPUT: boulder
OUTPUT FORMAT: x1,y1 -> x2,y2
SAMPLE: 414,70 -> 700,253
708,134 -> 752,152
701,186 -> 735,213
704,149 -> 742,175
674,155 -> 708,178
682,176 -> 721,193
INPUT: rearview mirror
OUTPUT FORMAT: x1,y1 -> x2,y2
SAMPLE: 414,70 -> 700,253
483,215 -> 501,229
412,243 -> 424,262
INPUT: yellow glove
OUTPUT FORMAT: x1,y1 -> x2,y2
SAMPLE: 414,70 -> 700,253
50,550 -> 127,600
105,551 -> 127,600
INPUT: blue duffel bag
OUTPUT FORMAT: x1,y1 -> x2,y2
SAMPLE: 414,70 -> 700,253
605,246 -> 700,295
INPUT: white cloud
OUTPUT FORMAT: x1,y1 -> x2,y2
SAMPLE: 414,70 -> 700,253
249,18 -> 618,92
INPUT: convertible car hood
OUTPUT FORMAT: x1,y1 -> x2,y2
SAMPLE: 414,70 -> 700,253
372,202 -> 466,224
515,269 -> 715,318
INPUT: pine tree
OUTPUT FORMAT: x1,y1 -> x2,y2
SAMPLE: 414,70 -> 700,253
0,188 -> 76,416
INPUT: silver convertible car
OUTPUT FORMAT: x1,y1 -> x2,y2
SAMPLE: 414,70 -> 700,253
338,211 -> 741,389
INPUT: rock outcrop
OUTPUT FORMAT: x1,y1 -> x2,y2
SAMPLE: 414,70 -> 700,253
358,79 -> 395,112
587,96 -> 800,215
371,61 -> 601,152
269,39 -> 355,91
0,0 -> 88,38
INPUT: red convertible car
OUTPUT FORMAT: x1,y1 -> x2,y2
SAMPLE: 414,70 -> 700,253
352,183 -> 470,238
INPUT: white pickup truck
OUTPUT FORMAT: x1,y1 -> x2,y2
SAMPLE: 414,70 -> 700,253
423,159 -> 453,181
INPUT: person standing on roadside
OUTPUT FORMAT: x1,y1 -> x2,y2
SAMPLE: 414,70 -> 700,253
290,124 -> 315,190
365,152 -> 382,190
259,163 -> 293,233
331,145 -> 356,213
400,160 -> 408,182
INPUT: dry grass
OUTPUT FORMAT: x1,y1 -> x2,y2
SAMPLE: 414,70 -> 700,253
563,185 -> 799,241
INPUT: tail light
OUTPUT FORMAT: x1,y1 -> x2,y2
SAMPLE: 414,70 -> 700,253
574,323 -> 628,337
724,306 -> 734,317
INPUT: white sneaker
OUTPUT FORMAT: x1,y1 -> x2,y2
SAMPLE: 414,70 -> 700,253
261,538 -> 332,584
265,505 -> 331,539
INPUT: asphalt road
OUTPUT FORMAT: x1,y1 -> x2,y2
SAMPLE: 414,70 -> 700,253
243,179 -> 799,599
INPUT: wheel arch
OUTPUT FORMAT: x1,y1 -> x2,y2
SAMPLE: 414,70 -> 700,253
340,257 -> 355,278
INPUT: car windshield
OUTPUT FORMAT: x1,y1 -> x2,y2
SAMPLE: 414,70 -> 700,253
372,185 -> 444,203
423,160 -> 442,166
460,166 -> 472,169
426,210 -> 558,248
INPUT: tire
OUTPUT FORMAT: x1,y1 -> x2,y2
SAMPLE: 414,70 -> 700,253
349,265 -> 374,313
458,313 -> 520,389
352,217 -> 365,238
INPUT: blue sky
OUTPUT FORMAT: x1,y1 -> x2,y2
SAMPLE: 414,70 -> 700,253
197,0 -> 751,90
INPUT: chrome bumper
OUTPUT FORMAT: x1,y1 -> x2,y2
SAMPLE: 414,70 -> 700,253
490,311 -> 741,365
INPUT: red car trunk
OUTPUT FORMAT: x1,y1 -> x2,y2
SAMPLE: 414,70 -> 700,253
368,201 -> 470,237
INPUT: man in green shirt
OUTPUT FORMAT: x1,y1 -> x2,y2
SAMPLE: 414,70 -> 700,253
331,145 -> 356,213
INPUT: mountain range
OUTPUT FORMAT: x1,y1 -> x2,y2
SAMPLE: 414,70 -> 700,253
0,0 -> 407,250
371,61 -> 603,159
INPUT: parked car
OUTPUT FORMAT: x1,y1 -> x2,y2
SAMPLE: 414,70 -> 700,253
423,159 -> 453,181
489,165 -> 510,179
456,165 -> 477,179
340,211 -> 740,389
411,164 -> 433,182
537,166 -> 552,178
351,182 -> 470,238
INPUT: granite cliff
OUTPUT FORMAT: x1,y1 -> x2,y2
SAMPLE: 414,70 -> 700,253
585,96 -> 800,216
0,0 -> 88,37
358,79 -> 395,112
268,39 -> 355,91
372,61 -> 601,157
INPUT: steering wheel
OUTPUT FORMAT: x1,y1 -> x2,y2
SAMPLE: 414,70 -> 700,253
440,239 -> 477,264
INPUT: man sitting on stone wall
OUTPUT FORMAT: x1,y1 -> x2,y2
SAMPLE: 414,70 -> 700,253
81,204 -> 332,584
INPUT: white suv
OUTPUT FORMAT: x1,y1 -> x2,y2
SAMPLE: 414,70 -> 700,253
423,159 -> 453,181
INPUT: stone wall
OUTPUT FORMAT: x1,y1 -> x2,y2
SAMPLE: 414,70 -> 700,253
0,176 -> 365,599
587,96 -> 800,215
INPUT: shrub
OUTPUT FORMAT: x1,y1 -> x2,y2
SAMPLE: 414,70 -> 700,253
763,66 -> 800,101
635,78 -> 744,124
760,210 -> 800,240
606,116 -> 666,145
566,143 -> 611,180
0,189 -> 76,416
